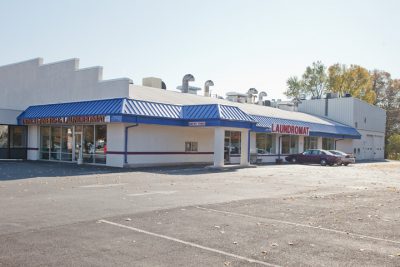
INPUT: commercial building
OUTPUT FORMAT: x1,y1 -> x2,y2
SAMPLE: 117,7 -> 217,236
0,58 -> 384,167
298,97 -> 386,160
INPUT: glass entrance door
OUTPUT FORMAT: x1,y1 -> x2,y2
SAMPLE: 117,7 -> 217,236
224,131 -> 241,164
74,132 -> 83,162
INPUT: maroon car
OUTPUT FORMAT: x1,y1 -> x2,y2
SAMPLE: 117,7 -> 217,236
285,149 -> 341,166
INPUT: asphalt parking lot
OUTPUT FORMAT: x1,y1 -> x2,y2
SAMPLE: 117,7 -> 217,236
0,161 -> 400,266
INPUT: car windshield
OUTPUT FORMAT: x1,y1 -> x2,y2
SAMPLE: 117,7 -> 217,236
329,150 -> 345,155
322,150 -> 334,156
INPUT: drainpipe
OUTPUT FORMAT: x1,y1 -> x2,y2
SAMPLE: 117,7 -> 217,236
247,130 -> 251,163
124,123 -> 138,164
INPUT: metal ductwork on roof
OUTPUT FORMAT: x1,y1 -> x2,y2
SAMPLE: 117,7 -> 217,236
181,74 -> 195,93
247,88 -> 258,104
258,91 -> 267,105
204,80 -> 214,97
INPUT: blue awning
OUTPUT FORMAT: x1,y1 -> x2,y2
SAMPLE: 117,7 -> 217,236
250,114 -> 361,139
17,97 -> 361,139
18,98 -> 255,128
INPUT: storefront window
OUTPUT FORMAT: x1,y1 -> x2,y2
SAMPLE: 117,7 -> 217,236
83,125 -> 95,163
256,133 -> 275,154
40,126 -> 50,159
227,131 -> 241,154
94,125 -> 107,164
0,126 -> 8,159
304,136 -> 318,150
224,131 -> 241,163
39,125 -> 106,164
9,126 -> 27,148
8,126 -> 27,159
322,138 -> 334,150
61,126 -> 73,161
50,127 -> 61,160
290,136 -> 299,153
0,126 -> 8,148
281,135 -> 299,154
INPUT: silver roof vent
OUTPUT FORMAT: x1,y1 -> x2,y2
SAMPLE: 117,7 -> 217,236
204,80 -> 214,97
180,74 -> 195,93
258,91 -> 267,105
247,88 -> 258,104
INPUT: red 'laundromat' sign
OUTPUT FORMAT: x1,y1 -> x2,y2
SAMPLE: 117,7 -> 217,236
271,123 -> 310,136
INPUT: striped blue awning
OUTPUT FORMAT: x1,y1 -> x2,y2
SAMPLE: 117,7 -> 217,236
250,114 -> 361,139
18,98 -> 255,126
17,97 -> 361,138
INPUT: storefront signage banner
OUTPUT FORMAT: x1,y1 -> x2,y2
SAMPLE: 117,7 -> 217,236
22,115 -> 107,125
188,121 -> 206,127
271,123 -> 310,136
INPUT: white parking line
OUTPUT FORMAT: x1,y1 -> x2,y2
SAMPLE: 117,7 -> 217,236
195,206 -> 400,245
79,183 -> 127,188
98,219 -> 281,267
126,191 -> 177,197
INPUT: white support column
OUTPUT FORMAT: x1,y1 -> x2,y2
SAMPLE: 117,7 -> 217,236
317,137 -> 323,149
27,125 -> 39,160
240,129 -> 250,166
298,135 -> 305,153
274,134 -> 281,154
213,127 -> 225,168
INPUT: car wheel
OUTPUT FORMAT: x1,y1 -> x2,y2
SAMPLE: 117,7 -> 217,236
320,159 -> 327,166
291,158 -> 297,164
344,163 -> 349,166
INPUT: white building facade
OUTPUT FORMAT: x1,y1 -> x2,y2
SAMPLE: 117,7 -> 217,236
298,97 -> 386,160
0,58 -> 381,167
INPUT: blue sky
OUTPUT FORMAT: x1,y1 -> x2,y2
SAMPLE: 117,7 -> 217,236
0,0 -> 399,99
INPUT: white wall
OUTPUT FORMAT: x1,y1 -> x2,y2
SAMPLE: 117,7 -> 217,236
352,130 -> 385,160
126,124 -> 214,166
335,139 -> 354,155
0,58 -> 132,111
0,109 -> 22,125
353,98 -> 386,133
106,124 -> 125,167
298,97 -> 354,127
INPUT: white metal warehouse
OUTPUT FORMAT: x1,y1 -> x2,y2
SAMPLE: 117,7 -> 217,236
0,58 -> 386,167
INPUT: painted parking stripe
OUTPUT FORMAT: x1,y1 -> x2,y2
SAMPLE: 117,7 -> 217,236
98,219 -> 281,267
127,191 -> 177,197
195,206 -> 400,245
79,183 -> 127,188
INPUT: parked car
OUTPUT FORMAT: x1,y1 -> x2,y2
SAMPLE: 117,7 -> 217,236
285,149 -> 342,166
329,150 -> 356,166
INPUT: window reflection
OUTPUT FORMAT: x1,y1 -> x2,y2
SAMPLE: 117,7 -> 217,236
39,125 -> 106,164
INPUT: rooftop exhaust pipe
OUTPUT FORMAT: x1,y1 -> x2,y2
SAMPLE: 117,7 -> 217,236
181,74 -> 195,93
247,88 -> 258,104
258,91 -> 267,105
204,80 -> 214,97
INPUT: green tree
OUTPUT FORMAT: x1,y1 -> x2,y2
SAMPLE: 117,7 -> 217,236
370,70 -> 391,106
285,61 -> 328,100
327,64 -> 376,104
387,134 -> 400,160
284,76 -> 303,100
302,61 -> 328,99
327,63 -> 347,96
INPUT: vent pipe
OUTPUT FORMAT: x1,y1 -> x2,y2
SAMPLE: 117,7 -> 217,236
204,80 -> 214,97
258,91 -> 267,105
247,88 -> 258,104
181,74 -> 195,93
